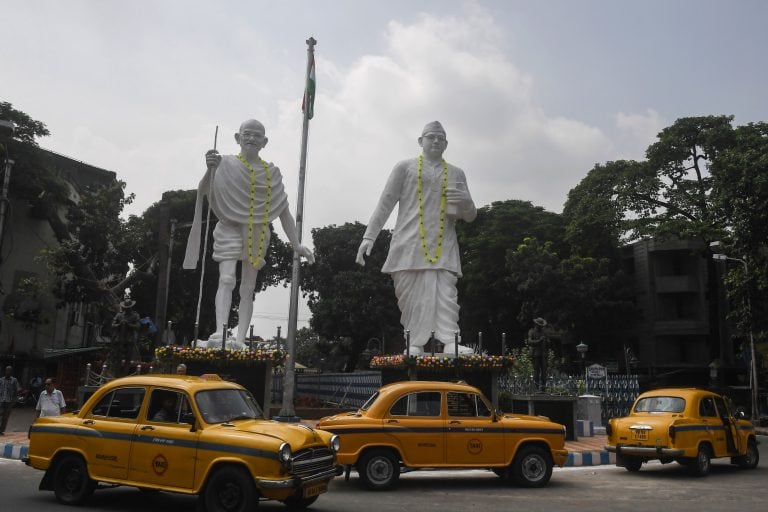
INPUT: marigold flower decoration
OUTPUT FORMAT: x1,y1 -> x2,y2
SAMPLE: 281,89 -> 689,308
370,353 -> 515,371
155,345 -> 286,366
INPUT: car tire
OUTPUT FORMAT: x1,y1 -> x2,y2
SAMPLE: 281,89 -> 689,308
733,439 -> 759,469
511,446 -> 553,487
623,456 -> 642,472
283,494 -> 318,509
204,466 -> 257,512
356,449 -> 400,491
690,445 -> 712,477
53,454 -> 95,505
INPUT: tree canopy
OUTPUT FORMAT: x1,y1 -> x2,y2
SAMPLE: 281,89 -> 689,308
301,222 -> 401,370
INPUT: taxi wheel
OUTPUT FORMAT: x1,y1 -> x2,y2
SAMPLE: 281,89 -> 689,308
204,466 -> 257,512
511,446 -> 553,488
283,494 -> 318,509
357,449 -> 400,491
53,454 -> 95,505
690,445 -> 712,477
623,457 -> 642,472
734,439 -> 759,469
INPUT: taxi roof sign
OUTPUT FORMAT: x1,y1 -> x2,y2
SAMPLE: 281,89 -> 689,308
200,373 -> 223,381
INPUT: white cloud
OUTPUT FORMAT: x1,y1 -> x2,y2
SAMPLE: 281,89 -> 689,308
614,109 -> 667,160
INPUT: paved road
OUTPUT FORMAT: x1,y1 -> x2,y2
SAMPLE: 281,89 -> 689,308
2,438 -> 766,512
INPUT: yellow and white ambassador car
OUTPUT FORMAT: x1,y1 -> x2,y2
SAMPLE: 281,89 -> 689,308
606,388 -> 759,476
316,380 -> 568,490
25,374 -> 341,510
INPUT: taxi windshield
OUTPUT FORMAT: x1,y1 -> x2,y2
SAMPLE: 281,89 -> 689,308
634,396 -> 685,413
196,388 -> 263,423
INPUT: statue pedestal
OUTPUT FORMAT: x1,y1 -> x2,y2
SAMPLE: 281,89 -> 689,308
507,394 -> 578,440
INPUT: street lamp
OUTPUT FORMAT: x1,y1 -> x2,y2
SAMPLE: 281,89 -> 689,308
710,241 -> 759,422
576,341 -> 588,393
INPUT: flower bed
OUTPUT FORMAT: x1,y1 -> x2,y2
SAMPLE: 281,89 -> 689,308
370,353 -> 515,371
155,345 -> 285,366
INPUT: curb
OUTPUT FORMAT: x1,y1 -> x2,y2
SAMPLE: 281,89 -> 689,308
564,450 -> 614,467
1,441 -> 28,461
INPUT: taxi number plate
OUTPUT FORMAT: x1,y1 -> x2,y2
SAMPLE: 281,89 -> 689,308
302,482 -> 327,499
631,430 -> 648,441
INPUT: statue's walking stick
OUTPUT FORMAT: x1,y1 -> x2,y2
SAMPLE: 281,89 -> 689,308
193,126 -> 218,345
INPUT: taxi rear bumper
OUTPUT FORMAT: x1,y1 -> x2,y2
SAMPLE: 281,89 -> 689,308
605,445 -> 684,457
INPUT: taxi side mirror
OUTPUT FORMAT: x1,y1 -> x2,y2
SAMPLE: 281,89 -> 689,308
181,412 -> 197,431
736,411 -> 746,420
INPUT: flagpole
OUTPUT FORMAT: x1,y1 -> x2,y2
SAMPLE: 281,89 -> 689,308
277,36 -> 316,420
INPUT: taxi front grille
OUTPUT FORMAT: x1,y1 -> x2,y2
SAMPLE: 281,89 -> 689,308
290,447 -> 335,476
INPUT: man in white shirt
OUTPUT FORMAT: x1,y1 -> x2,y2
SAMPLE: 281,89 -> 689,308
356,121 -> 477,355
36,379 -> 66,417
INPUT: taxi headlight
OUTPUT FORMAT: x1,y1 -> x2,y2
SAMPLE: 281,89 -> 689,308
278,442 -> 292,463
330,434 -> 341,452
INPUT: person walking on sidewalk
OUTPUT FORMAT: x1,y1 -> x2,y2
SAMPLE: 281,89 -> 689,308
0,365 -> 20,434
36,378 -> 66,417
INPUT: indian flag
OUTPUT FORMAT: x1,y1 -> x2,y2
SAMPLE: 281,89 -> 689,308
302,53 -> 316,119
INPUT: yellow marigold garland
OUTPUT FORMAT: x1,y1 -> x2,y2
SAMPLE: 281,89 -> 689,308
238,154 -> 272,267
417,155 -> 448,264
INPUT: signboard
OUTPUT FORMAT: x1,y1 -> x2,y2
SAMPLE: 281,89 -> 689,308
586,364 -> 606,379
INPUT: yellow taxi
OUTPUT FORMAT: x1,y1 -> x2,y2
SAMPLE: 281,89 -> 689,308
606,388 -> 759,476
316,380 -> 568,490
25,374 -> 341,510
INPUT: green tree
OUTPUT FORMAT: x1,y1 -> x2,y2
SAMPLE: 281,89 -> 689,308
564,116 -> 735,245
710,122 -> 768,348
506,237 -> 637,360
301,222 -> 401,371
563,115 -> 768,368
1,101 -> 136,324
456,199 -> 566,352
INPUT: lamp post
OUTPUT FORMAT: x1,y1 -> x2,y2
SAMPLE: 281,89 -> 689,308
711,242 -> 759,422
576,341 -> 588,393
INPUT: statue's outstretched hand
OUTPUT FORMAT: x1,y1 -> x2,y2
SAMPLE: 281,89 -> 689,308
356,239 -> 373,266
205,149 -> 222,169
297,245 -> 315,264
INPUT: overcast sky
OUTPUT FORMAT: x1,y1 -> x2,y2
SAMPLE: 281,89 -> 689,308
3,0 -> 767,339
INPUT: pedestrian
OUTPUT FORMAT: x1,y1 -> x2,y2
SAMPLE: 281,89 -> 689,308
0,365 -> 20,434
356,121 -> 477,355
176,363 -> 187,375
36,378 -> 66,417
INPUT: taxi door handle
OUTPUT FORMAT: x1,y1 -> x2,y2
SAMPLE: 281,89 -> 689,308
386,419 -> 399,424
449,420 -> 461,424
82,420 -> 95,425
141,425 -> 155,431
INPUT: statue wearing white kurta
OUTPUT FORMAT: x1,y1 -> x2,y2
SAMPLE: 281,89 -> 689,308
356,121 -> 476,355
184,119 -> 314,345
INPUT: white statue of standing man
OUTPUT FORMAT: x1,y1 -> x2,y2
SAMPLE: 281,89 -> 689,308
356,121 -> 477,355
184,119 -> 314,346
